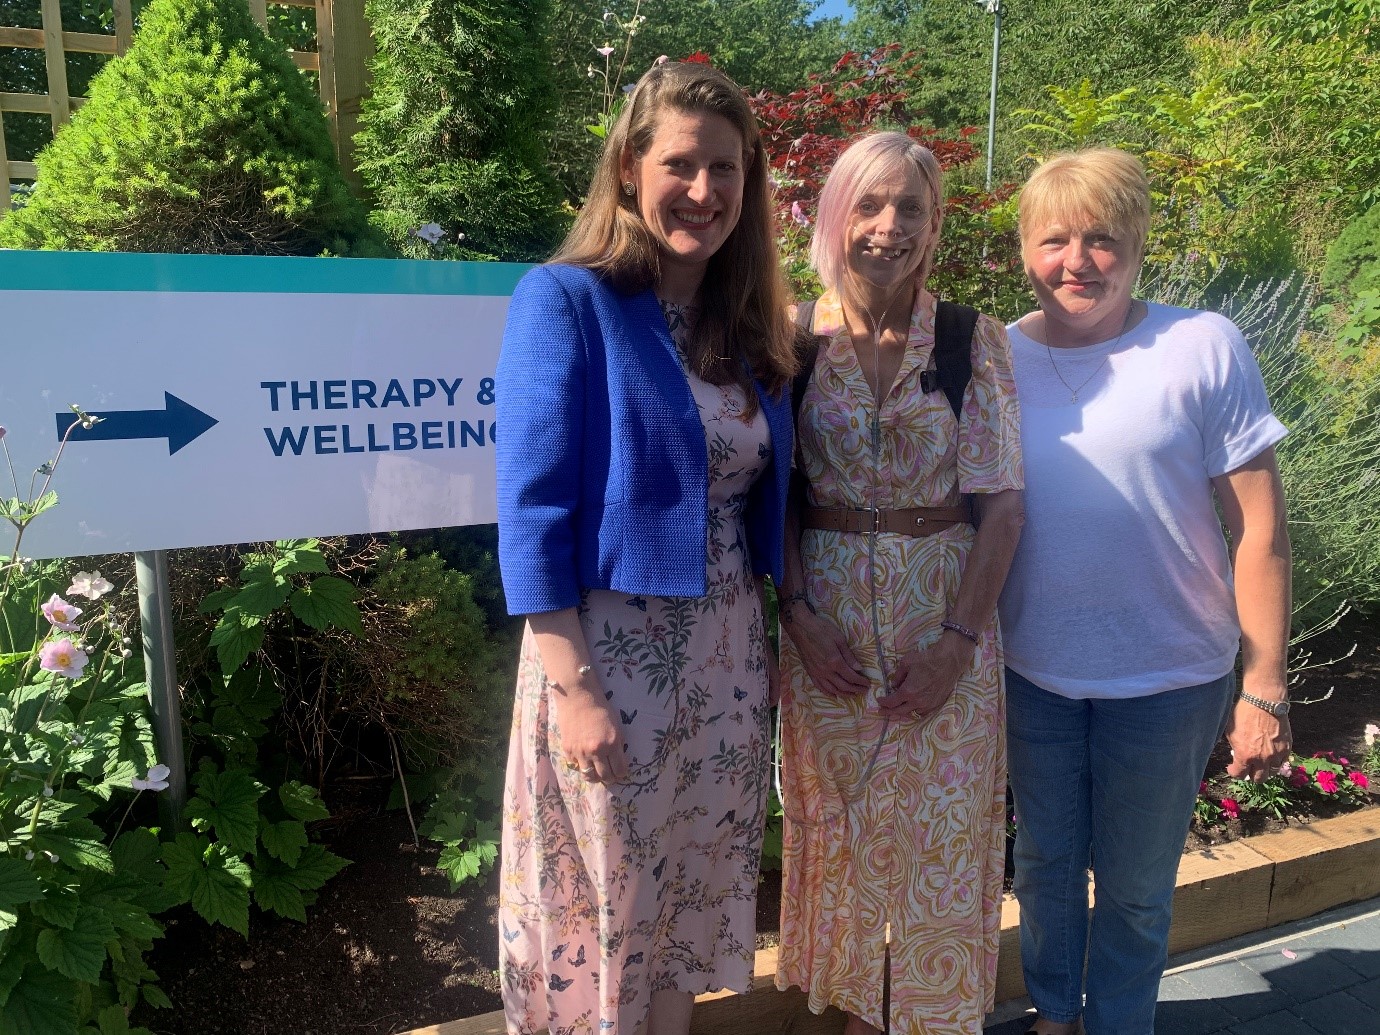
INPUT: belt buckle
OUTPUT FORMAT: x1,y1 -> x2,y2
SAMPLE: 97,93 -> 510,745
869,506 -> 881,535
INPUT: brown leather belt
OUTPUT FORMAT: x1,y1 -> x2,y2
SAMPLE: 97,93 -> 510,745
802,504 -> 972,537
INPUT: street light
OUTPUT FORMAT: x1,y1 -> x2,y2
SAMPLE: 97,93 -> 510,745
975,0 -> 1003,190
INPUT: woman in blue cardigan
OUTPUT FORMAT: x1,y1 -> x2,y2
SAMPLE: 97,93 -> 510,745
495,61 -> 796,1035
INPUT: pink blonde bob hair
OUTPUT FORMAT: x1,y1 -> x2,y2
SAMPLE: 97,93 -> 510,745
809,131 -> 945,294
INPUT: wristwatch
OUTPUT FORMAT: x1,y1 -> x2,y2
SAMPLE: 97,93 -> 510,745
1237,689 -> 1290,716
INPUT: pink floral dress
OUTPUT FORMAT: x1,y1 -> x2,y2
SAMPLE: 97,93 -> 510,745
776,286 -> 1023,1035
499,304 -> 773,1035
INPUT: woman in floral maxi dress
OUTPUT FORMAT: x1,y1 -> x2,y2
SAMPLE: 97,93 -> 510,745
775,133 -> 1024,1035
494,61 -> 796,1035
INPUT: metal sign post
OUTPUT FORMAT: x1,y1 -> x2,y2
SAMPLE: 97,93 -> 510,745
134,550 -> 186,827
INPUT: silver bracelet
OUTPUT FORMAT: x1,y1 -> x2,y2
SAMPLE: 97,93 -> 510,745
940,619 -> 979,645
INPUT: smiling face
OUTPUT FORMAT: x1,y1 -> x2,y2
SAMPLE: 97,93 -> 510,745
1023,218 -> 1143,345
621,108 -> 746,301
842,165 -> 937,299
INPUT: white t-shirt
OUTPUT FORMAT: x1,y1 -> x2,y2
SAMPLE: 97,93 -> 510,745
999,302 -> 1288,699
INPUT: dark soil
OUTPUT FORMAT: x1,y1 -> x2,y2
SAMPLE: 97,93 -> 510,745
135,612 -> 1379,1035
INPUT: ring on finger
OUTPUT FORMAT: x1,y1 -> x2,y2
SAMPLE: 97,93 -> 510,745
581,766 -> 598,777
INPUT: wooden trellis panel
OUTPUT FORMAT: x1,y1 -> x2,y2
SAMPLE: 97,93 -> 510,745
0,0 -> 369,212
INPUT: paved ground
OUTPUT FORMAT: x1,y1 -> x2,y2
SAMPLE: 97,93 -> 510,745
984,896 -> 1380,1034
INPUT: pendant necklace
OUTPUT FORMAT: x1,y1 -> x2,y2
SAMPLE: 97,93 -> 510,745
1043,300 -> 1138,404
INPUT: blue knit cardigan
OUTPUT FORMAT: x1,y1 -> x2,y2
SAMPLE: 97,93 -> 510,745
495,264 -> 792,616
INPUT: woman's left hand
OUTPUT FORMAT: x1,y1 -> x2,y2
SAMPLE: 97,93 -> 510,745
877,632 -> 973,718
1225,694 -> 1292,782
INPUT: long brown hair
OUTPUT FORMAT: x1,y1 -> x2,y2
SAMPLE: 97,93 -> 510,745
551,61 -> 795,401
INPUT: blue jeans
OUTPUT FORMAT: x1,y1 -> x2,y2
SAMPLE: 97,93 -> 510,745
1005,667 -> 1235,1035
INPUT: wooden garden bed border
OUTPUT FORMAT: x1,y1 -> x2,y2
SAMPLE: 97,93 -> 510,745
405,808 -> 1380,1035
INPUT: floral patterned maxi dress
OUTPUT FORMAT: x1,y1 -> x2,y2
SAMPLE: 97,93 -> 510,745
500,312 -> 774,1035
776,287 -> 1023,1035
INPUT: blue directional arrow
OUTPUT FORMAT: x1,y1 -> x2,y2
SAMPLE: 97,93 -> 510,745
55,393 -> 219,455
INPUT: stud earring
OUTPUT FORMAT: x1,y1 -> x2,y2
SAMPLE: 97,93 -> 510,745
622,182 -> 636,196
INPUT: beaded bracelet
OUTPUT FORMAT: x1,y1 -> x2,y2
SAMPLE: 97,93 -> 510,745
778,591 -> 816,618
940,619 -> 979,644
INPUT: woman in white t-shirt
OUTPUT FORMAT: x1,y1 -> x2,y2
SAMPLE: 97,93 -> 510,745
998,148 -> 1293,1035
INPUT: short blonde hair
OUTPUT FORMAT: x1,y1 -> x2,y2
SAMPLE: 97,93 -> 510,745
1019,148 -> 1151,257
810,132 -> 945,294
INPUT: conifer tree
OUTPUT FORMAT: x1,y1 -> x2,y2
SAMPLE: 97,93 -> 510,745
354,0 -> 566,262
0,0 -> 378,255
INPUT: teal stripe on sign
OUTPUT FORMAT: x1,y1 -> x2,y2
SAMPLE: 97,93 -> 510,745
0,249 -> 532,295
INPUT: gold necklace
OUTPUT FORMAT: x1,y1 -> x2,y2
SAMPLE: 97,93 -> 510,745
1042,301 -> 1138,404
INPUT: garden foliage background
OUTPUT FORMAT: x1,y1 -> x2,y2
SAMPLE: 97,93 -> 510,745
1,1 -> 1379,1032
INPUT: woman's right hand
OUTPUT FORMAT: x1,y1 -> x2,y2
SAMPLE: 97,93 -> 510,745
554,690 -> 629,783
782,607 -> 870,698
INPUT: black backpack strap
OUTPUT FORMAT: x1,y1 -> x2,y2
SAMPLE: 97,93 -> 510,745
933,300 -> 980,420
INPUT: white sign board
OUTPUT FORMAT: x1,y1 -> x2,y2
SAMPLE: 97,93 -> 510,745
0,251 -> 529,559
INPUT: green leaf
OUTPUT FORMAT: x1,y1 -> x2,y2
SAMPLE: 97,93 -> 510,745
140,984 -> 172,1010
100,899 -> 163,945
230,575 -> 292,619
184,769 -> 265,856
30,830 -> 114,873
471,820 -> 499,868
259,820 -> 307,867
250,866 -> 307,922
197,586 -> 239,615
0,962 -> 77,1035
30,885 -> 79,929
437,844 -> 482,888
0,932 -> 24,1006
0,859 -> 44,910
289,576 -> 363,636
221,666 -> 280,722
208,610 -> 265,674
277,781 -> 329,823
160,834 -> 251,936
36,906 -> 116,983
98,758 -> 139,796
190,849 -> 251,937
110,830 -> 164,885
9,684 -> 51,736
159,833 -> 209,903
272,542 -> 328,576
279,844 -> 348,892
98,1003 -> 134,1035
423,809 -> 473,845
0,652 -> 28,694
27,491 -> 59,520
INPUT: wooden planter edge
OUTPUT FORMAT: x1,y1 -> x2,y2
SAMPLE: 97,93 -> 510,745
406,809 -> 1380,1035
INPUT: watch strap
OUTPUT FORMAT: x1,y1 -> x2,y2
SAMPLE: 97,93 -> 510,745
1238,689 -> 1290,716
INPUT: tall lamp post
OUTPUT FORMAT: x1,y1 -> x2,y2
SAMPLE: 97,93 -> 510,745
976,0 -> 1003,190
